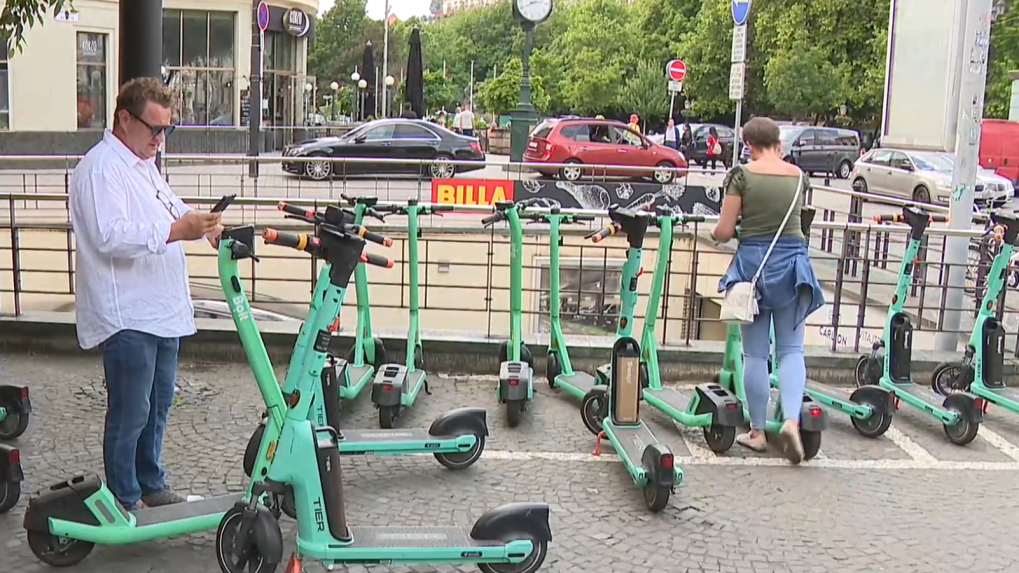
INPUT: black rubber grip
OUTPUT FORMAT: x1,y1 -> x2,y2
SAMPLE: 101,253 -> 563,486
262,228 -> 310,251
930,215 -> 949,223
278,202 -> 316,219
432,205 -> 455,212
482,213 -> 502,225
874,214 -> 898,223
361,252 -> 394,268
683,215 -> 706,223
588,225 -> 618,243
573,215 -> 596,221
373,204 -> 398,213
357,227 -> 393,247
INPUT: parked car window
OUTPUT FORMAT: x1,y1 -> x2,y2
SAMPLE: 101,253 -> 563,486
393,124 -> 437,140
560,123 -> 591,142
717,127 -> 735,139
836,132 -> 860,147
867,150 -> 893,166
610,126 -> 642,146
363,123 -> 395,141
815,129 -> 839,146
532,122 -> 554,139
588,124 -> 612,143
796,128 -> 816,147
889,151 -> 913,170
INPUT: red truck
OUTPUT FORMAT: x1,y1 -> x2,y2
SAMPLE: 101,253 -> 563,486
980,119 -> 1019,189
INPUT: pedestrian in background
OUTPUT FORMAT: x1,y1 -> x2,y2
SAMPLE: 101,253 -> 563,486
456,104 -> 476,137
69,77 -> 223,510
681,122 -> 693,154
706,126 -> 721,171
628,113 -> 641,134
663,118 -> 680,150
400,103 -> 418,119
711,116 -> 824,465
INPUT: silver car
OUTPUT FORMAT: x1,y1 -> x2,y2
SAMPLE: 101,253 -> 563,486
850,148 -> 1013,206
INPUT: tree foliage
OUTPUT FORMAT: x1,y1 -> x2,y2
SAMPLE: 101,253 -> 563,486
309,0 -> 1019,126
477,57 -> 549,115
1,0 -> 74,52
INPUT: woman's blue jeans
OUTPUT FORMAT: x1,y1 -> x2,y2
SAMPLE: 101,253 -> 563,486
740,302 -> 807,430
101,329 -> 180,507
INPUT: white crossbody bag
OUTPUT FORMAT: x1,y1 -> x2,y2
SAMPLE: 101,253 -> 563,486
719,169 -> 804,325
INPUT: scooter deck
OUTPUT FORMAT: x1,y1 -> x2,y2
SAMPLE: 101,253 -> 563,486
132,494 -> 242,527
341,365 -> 374,398
344,525 -> 502,548
643,387 -> 692,415
556,372 -> 597,401
403,370 -> 426,398
974,384 -> 1019,409
885,381 -> 954,416
337,428 -> 474,454
607,422 -> 659,466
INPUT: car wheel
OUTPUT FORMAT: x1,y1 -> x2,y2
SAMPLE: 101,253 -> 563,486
837,160 -> 853,179
853,177 -> 868,195
304,155 -> 332,181
429,155 -> 456,179
560,159 -> 584,182
913,185 -> 932,205
653,161 -> 676,184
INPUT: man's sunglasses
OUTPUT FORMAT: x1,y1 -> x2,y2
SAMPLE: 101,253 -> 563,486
129,110 -> 176,138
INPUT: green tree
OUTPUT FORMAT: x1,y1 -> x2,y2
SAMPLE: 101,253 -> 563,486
765,44 -> 841,120
309,0 -> 369,89
1,0 -> 74,50
985,1 -> 1019,118
618,59 -> 669,123
423,70 -> 459,113
477,57 -> 549,115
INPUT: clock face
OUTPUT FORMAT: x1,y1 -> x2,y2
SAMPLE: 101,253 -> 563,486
516,0 -> 552,22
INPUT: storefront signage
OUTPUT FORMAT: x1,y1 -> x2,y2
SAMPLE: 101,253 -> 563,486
431,179 -> 514,211
283,8 -> 310,37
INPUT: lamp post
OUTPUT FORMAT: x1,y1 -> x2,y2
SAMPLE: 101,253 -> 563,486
509,0 -> 553,162
357,79 -> 368,122
351,71 -> 361,122
330,81 -> 339,121
384,75 -> 395,117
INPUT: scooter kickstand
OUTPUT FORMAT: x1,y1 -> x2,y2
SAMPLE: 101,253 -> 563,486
592,431 -> 606,456
284,552 -> 302,573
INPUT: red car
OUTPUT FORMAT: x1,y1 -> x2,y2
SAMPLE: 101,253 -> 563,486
523,117 -> 687,184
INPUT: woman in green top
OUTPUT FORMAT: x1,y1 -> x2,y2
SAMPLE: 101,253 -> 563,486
712,117 -> 825,464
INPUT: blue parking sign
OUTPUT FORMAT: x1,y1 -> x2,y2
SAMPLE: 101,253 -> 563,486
732,0 -> 751,26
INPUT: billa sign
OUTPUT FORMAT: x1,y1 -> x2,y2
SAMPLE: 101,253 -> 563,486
431,179 -> 514,212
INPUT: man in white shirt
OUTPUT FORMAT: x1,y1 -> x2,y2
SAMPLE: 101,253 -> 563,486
69,77 -> 223,511
456,104 -> 476,137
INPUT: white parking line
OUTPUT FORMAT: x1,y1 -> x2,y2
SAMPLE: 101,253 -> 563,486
479,450 -> 1019,471
884,425 -> 939,463
977,427 -> 1019,462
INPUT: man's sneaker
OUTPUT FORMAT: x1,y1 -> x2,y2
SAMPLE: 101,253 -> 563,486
121,500 -> 146,512
142,489 -> 187,507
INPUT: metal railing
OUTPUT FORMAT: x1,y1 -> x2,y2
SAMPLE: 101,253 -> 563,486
2,184 -> 1016,355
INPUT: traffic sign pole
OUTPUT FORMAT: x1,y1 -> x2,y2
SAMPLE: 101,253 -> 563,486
249,1 -> 269,179
729,1 -> 751,168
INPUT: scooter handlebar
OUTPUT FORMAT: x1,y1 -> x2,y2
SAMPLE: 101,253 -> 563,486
481,212 -> 504,226
350,225 -> 393,247
277,202 -> 319,222
361,252 -> 394,268
930,214 -> 949,223
262,228 -> 318,252
873,213 -> 949,224
585,223 -> 621,243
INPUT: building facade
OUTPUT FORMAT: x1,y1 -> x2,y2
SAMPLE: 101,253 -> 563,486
5,0 -> 318,132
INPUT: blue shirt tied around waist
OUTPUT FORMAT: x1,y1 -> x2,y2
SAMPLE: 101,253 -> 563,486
717,235 -> 825,326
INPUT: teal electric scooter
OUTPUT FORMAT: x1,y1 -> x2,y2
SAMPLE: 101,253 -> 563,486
767,207 -> 897,438
579,206 -> 680,512
931,211 -> 1019,418
857,206 -> 982,445
370,199 -> 454,428
482,200 -> 542,427
243,204 -> 489,482
215,222 -> 552,573
639,206 -> 745,453
20,220 -> 285,567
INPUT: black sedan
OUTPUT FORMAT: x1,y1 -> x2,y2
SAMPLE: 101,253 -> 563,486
282,118 -> 486,180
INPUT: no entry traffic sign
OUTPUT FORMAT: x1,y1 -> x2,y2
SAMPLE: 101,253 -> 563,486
666,59 -> 687,82
257,1 -> 270,31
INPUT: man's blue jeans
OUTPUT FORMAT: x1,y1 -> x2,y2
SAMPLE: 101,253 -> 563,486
101,329 -> 179,507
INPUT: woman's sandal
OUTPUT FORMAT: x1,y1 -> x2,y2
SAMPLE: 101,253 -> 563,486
778,421 -> 805,465
736,432 -> 768,453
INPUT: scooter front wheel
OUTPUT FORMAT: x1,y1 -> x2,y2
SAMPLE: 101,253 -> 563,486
27,531 -> 94,567
216,506 -> 283,573
434,436 -> 486,470
0,479 -> 19,513
580,392 -> 606,436
477,539 -> 548,573
0,398 -> 29,440
702,425 -> 736,453
944,409 -> 979,446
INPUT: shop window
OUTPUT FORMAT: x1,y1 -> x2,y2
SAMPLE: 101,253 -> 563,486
535,258 -> 623,336
162,9 -> 236,125
262,31 -> 300,126
76,32 -> 107,129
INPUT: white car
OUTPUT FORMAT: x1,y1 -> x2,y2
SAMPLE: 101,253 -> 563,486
850,148 -> 1013,206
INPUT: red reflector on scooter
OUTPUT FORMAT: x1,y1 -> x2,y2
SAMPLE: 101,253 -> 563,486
809,407 -> 823,418
660,453 -> 674,469
508,378 -> 520,386
725,403 -> 738,411
382,384 -> 393,392
8,448 -> 20,465
20,387 -> 29,399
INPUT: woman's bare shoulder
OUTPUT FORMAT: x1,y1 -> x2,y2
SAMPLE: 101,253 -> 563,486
744,160 -> 802,177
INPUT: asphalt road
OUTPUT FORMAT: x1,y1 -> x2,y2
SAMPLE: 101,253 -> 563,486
3,352 -> 1019,573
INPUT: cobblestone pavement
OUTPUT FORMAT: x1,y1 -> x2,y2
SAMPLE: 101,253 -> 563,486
4,352 -> 1019,573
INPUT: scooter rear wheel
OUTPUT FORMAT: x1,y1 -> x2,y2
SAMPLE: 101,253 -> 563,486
0,398 -> 29,440
944,408 -> 979,446
854,356 -> 872,388
379,405 -> 399,429
931,361 -> 963,396
434,436 -> 486,470
801,430 -> 822,461
643,483 -> 671,513
477,539 -> 548,573
27,531 -> 94,567
506,400 -> 524,428
580,391 -> 606,436
0,479 -> 19,513
702,425 -> 736,453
